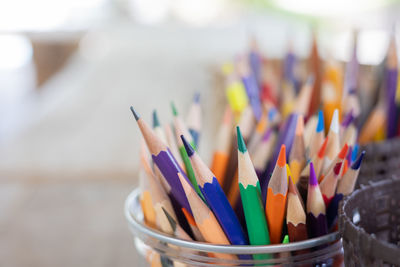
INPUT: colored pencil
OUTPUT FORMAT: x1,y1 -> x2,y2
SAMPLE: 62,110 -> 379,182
171,102 -> 203,197
306,162 -> 328,238
152,110 -> 167,143
181,207 -> 205,241
308,32 -> 322,116
327,151 -> 365,229
237,126 -> 271,259
181,134 -> 248,246
286,176 -> 308,242
293,76 -> 314,116
139,166 -> 157,229
359,104 -> 386,144
309,110 -> 325,159
320,162 -> 343,207
266,144 -> 288,244
297,136 -> 329,203
247,111 -> 268,153
162,207 -> 192,241
177,172 -> 236,260
130,106 -> 192,214
289,115 -> 306,184
320,143 -> 348,183
164,123 -> 184,170
186,92 -> 202,147
210,107 -> 233,187
252,128 -> 276,179
323,109 -> 340,173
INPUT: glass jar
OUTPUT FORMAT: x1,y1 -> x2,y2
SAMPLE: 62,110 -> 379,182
125,188 -> 344,266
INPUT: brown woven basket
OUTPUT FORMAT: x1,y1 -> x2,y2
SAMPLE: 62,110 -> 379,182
357,138 -> 400,187
339,177 -> 400,266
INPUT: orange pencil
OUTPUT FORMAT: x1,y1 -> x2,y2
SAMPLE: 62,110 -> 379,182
289,115 -> 306,184
265,145 -> 288,244
177,173 -> 235,260
139,166 -> 156,229
210,107 -> 233,186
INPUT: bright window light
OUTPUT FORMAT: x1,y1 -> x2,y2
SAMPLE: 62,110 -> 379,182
0,35 -> 32,70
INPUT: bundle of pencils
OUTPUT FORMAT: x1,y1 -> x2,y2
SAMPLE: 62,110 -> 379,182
126,32 -> 400,263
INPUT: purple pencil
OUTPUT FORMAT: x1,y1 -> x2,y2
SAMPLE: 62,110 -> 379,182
385,36 -> 398,138
130,107 -> 192,214
306,162 -> 328,238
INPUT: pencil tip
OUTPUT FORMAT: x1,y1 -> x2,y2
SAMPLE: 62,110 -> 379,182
351,151 -> 365,170
277,144 -> 286,167
333,162 -> 343,176
341,110 -> 354,128
171,102 -> 178,117
309,162 -> 318,186
193,92 -> 200,103
152,110 -> 160,128
283,235 -> 289,244
130,106 -> 140,121
181,135 -> 195,157
338,143 -> 349,159
236,126 -> 247,153
351,144 -> 359,162
162,207 -> 177,232
316,110 -> 324,133
329,109 -> 340,134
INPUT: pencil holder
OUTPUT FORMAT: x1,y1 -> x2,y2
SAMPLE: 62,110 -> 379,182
357,138 -> 400,187
125,188 -> 344,266
339,177 -> 400,267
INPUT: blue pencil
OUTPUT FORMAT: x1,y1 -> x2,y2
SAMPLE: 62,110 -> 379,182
180,135 -> 250,248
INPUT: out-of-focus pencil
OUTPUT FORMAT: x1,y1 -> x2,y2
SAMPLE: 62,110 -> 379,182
327,151 -> 365,229
286,176 -> 308,242
130,106 -> 192,214
266,145 -> 288,244
385,36 -> 398,138
252,129 -> 276,179
359,104 -> 386,144
320,162 -> 343,207
247,111 -> 268,153
164,123 -> 184,170
289,115 -> 306,184
309,110 -> 325,159
211,107 -> 233,187
152,110 -> 167,143
306,162 -> 328,238
171,102 -> 203,197
181,208 -> 204,241
162,207 -> 192,241
237,126 -> 271,260
181,135 -> 248,246
139,166 -> 156,229
186,92 -> 202,147
293,76 -> 314,116
323,109 -> 340,173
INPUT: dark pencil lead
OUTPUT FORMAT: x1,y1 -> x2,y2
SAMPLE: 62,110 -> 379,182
351,151 -> 365,170
130,106 -> 140,121
181,135 -> 195,157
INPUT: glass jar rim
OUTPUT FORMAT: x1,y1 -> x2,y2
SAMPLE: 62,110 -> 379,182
125,188 -> 340,255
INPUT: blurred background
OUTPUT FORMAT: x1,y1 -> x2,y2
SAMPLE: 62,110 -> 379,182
0,0 -> 399,266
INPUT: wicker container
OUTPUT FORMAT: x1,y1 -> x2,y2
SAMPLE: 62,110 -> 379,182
339,177 -> 400,266
357,138 -> 400,187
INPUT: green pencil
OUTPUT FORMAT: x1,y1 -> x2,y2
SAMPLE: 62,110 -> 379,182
171,102 -> 203,198
237,126 -> 271,260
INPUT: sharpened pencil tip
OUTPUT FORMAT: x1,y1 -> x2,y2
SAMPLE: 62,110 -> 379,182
341,110 -> 354,128
277,145 -> 286,167
236,126 -> 247,153
351,151 -> 365,170
130,106 -> 140,121
316,110 -> 324,133
296,115 -> 304,136
338,143 -> 349,159
181,135 -> 195,157
333,162 -> 343,176
152,110 -> 160,128
329,109 -> 340,134
351,144 -> 359,162
162,207 -> 177,232
171,102 -> 178,117
309,162 -> 318,186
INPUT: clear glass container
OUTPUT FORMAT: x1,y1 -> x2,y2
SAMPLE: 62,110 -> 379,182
125,188 -> 344,266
